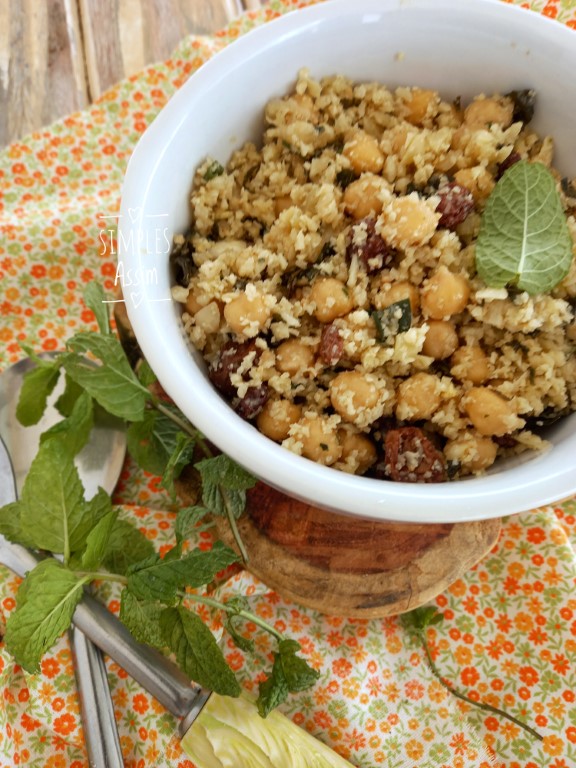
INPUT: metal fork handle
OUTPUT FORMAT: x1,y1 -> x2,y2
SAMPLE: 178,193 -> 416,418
72,590 -> 211,733
1,538 -> 211,734
0,538 -> 124,767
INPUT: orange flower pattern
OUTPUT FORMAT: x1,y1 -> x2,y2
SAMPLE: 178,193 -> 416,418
1,1 -> 576,766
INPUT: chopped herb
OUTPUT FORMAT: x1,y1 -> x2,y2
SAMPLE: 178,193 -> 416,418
336,168 -> 358,189
507,88 -> 536,124
203,160 -> 225,181
372,299 -> 412,344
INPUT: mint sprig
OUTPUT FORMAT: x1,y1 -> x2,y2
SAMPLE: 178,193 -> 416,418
476,160 -> 572,295
0,283 -> 319,714
402,606 -> 543,741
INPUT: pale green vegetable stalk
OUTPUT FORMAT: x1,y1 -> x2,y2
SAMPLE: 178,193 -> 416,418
181,692 -> 355,768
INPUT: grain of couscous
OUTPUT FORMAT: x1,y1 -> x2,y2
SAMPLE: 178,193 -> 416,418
171,70 -> 576,482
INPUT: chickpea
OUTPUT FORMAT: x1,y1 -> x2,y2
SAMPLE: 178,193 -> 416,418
297,414 -> 342,465
343,130 -> 384,174
224,289 -> 270,336
451,345 -> 490,384
396,372 -> 442,421
343,174 -> 390,220
275,339 -> 315,376
445,433 -> 498,473
373,280 -> 419,316
309,277 -> 353,323
193,301 -> 221,335
185,290 -> 207,316
422,320 -> 459,360
454,167 -> 495,203
463,387 -> 524,436
380,194 -> 439,247
402,88 -> 438,125
329,371 -> 380,424
257,399 -> 302,442
464,96 -> 513,129
421,266 -> 470,319
338,430 -> 377,474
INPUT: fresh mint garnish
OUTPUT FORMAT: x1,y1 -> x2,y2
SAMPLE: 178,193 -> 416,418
0,282 -> 320,716
4,560 -> 88,673
160,605 -> 241,697
476,160 -> 572,295
15,355 -> 62,426
64,332 -> 149,421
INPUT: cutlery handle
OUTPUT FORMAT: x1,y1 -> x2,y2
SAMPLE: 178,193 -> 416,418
71,626 -> 124,768
72,591 -> 211,728
1,538 -> 211,729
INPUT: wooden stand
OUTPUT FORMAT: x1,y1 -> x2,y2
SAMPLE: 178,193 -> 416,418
216,483 -> 501,619
113,304 -> 502,620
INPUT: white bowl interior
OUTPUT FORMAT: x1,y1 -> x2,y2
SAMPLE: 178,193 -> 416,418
119,0 -> 576,522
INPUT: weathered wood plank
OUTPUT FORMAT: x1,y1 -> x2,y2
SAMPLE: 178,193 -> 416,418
0,0 -> 266,148
79,0 -> 251,100
0,0 -> 88,147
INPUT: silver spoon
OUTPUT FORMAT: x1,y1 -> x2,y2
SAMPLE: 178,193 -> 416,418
0,354 -> 126,768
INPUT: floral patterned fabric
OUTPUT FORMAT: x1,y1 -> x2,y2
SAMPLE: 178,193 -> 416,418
1,1 -> 576,766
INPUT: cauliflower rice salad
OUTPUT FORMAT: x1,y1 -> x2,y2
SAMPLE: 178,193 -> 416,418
171,70 -> 576,483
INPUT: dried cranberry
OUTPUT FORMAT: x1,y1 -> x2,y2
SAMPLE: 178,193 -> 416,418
234,384 -> 269,420
346,217 -> 396,272
435,183 -> 475,229
319,324 -> 344,365
493,434 -> 518,448
384,426 -> 447,483
209,340 -> 259,397
496,151 -> 521,180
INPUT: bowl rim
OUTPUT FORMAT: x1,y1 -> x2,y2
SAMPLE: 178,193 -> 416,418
119,0 -> 576,523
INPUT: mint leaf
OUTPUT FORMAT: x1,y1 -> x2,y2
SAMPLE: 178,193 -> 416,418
476,161 -> 573,295
40,390 -> 94,458
4,560 -> 86,672
54,373 -> 85,417
160,606 -> 241,696
175,506 -> 210,547
127,541 -> 238,602
196,455 -> 256,491
136,359 -> 158,387
119,589 -> 165,649
257,639 -> 319,717
126,409 -> 183,476
257,668 -> 290,718
83,282 -> 111,335
276,639 -> 319,692
402,605 -> 445,635
102,518 -> 155,576
81,508 -> 117,570
63,334 -> 148,421
197,455 -> 256,519
0,501 -> 36,548
161,433 -> 197,498
16,359 -> 61,426
19,440 -> 86,557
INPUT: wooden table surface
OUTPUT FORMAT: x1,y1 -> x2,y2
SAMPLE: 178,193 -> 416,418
0,0 -> 267,148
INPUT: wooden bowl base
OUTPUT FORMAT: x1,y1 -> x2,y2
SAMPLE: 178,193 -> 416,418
216,483 -> 501,619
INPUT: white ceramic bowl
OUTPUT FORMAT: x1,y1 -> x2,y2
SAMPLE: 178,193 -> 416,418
119,0 -> 576,523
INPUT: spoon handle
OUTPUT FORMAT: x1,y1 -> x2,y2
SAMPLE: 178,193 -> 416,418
72,591 -> 211,729
71,626 -> 124,767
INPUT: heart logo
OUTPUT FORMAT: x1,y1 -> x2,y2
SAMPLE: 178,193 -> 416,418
128,207 -> 142,223
130,292 -> 144,308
